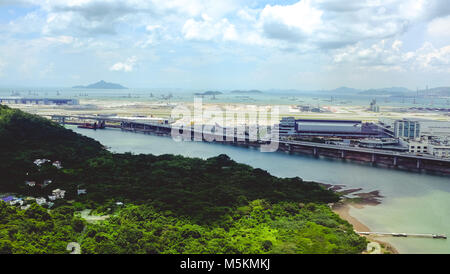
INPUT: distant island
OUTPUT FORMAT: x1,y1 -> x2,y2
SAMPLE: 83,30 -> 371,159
230,90 -> 263,94
357,86 -> 450,97
194,91 -> 223,96
72,80 -> 127,89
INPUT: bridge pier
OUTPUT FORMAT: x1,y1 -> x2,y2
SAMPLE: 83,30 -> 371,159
371,154 -> 376,163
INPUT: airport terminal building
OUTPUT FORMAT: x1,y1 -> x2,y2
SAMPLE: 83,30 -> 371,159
279,117 -> 386,138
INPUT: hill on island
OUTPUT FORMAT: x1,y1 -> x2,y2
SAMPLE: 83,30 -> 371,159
0,105 -> 366,254
72,80 -> 127,89
230,90 -> 263,94
194,91 -> 223,96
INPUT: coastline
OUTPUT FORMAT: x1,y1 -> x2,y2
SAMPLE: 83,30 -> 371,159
332,202 -> 399,254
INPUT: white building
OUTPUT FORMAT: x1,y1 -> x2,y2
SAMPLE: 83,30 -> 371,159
52,189 -> 66,199
10,199 -> 24,206
408,139 -> 429,154
25,181 -> 36,187
52,161 -> 63,169
430,142 -> 450,158
77,189 -> 87,195
21,205 -> 31,210
408,138 -> 450,158
33,159 -> 50,167
394,119 -> 421,139
432,146 -> 450,158
383,118 -> 450,139
36,197 -> 46,206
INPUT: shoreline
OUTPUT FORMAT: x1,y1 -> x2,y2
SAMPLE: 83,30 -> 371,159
332,201 -> 399,254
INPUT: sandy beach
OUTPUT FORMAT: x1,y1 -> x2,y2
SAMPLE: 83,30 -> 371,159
333,203 -> 370,232
333,202 -> 399,254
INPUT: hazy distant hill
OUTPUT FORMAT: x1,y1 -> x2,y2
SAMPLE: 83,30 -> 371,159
194,91 -> 223,96
329,87 -> 361,94
419,87 -> 450,96
230,90 -> 263,94
72,80 -> 127,89
359,87 -> 411,96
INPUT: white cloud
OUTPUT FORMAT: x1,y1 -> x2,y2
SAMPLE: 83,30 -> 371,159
110,56 -> 137,72
2,0 -> 450,87
255,0 -> 450,50
259,0 -> 322,42
415,42 -> 450,71
44,35 -> 75,44
427,15 -> 450,37
146,25 -> 161,31
237,9 -> 257,22
333,40 -> 412,71
392,40 -> 403,51
182,14 -> 238,41
333,39 -> 450,73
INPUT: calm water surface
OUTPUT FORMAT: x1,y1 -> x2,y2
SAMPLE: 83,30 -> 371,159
70,126 -> 450,254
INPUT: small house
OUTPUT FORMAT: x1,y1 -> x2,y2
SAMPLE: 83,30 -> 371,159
52,161 -> 63,169
25,181 -> 36,187
21,205 -> 31,210
10,199 -> 23,206
35,197 -> 46,206
33,159 -> 50,167
52,189 -> 66,199
77,189 -> 87,195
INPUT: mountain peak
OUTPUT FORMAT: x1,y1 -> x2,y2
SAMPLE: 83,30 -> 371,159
72,80 -> 127,89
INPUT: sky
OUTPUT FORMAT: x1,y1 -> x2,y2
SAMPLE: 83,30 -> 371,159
0,0 -> 450,90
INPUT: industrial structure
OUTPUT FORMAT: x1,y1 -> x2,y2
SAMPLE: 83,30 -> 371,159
0,97 -> 79,105
369,99 -> 380,112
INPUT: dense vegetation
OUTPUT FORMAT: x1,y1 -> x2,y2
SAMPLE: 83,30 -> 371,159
0,203 -> 84,253
0,105 -> 104,192
0,105 -> 367,254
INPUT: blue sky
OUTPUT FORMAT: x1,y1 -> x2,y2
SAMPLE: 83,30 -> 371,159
0,0 -> 450,90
